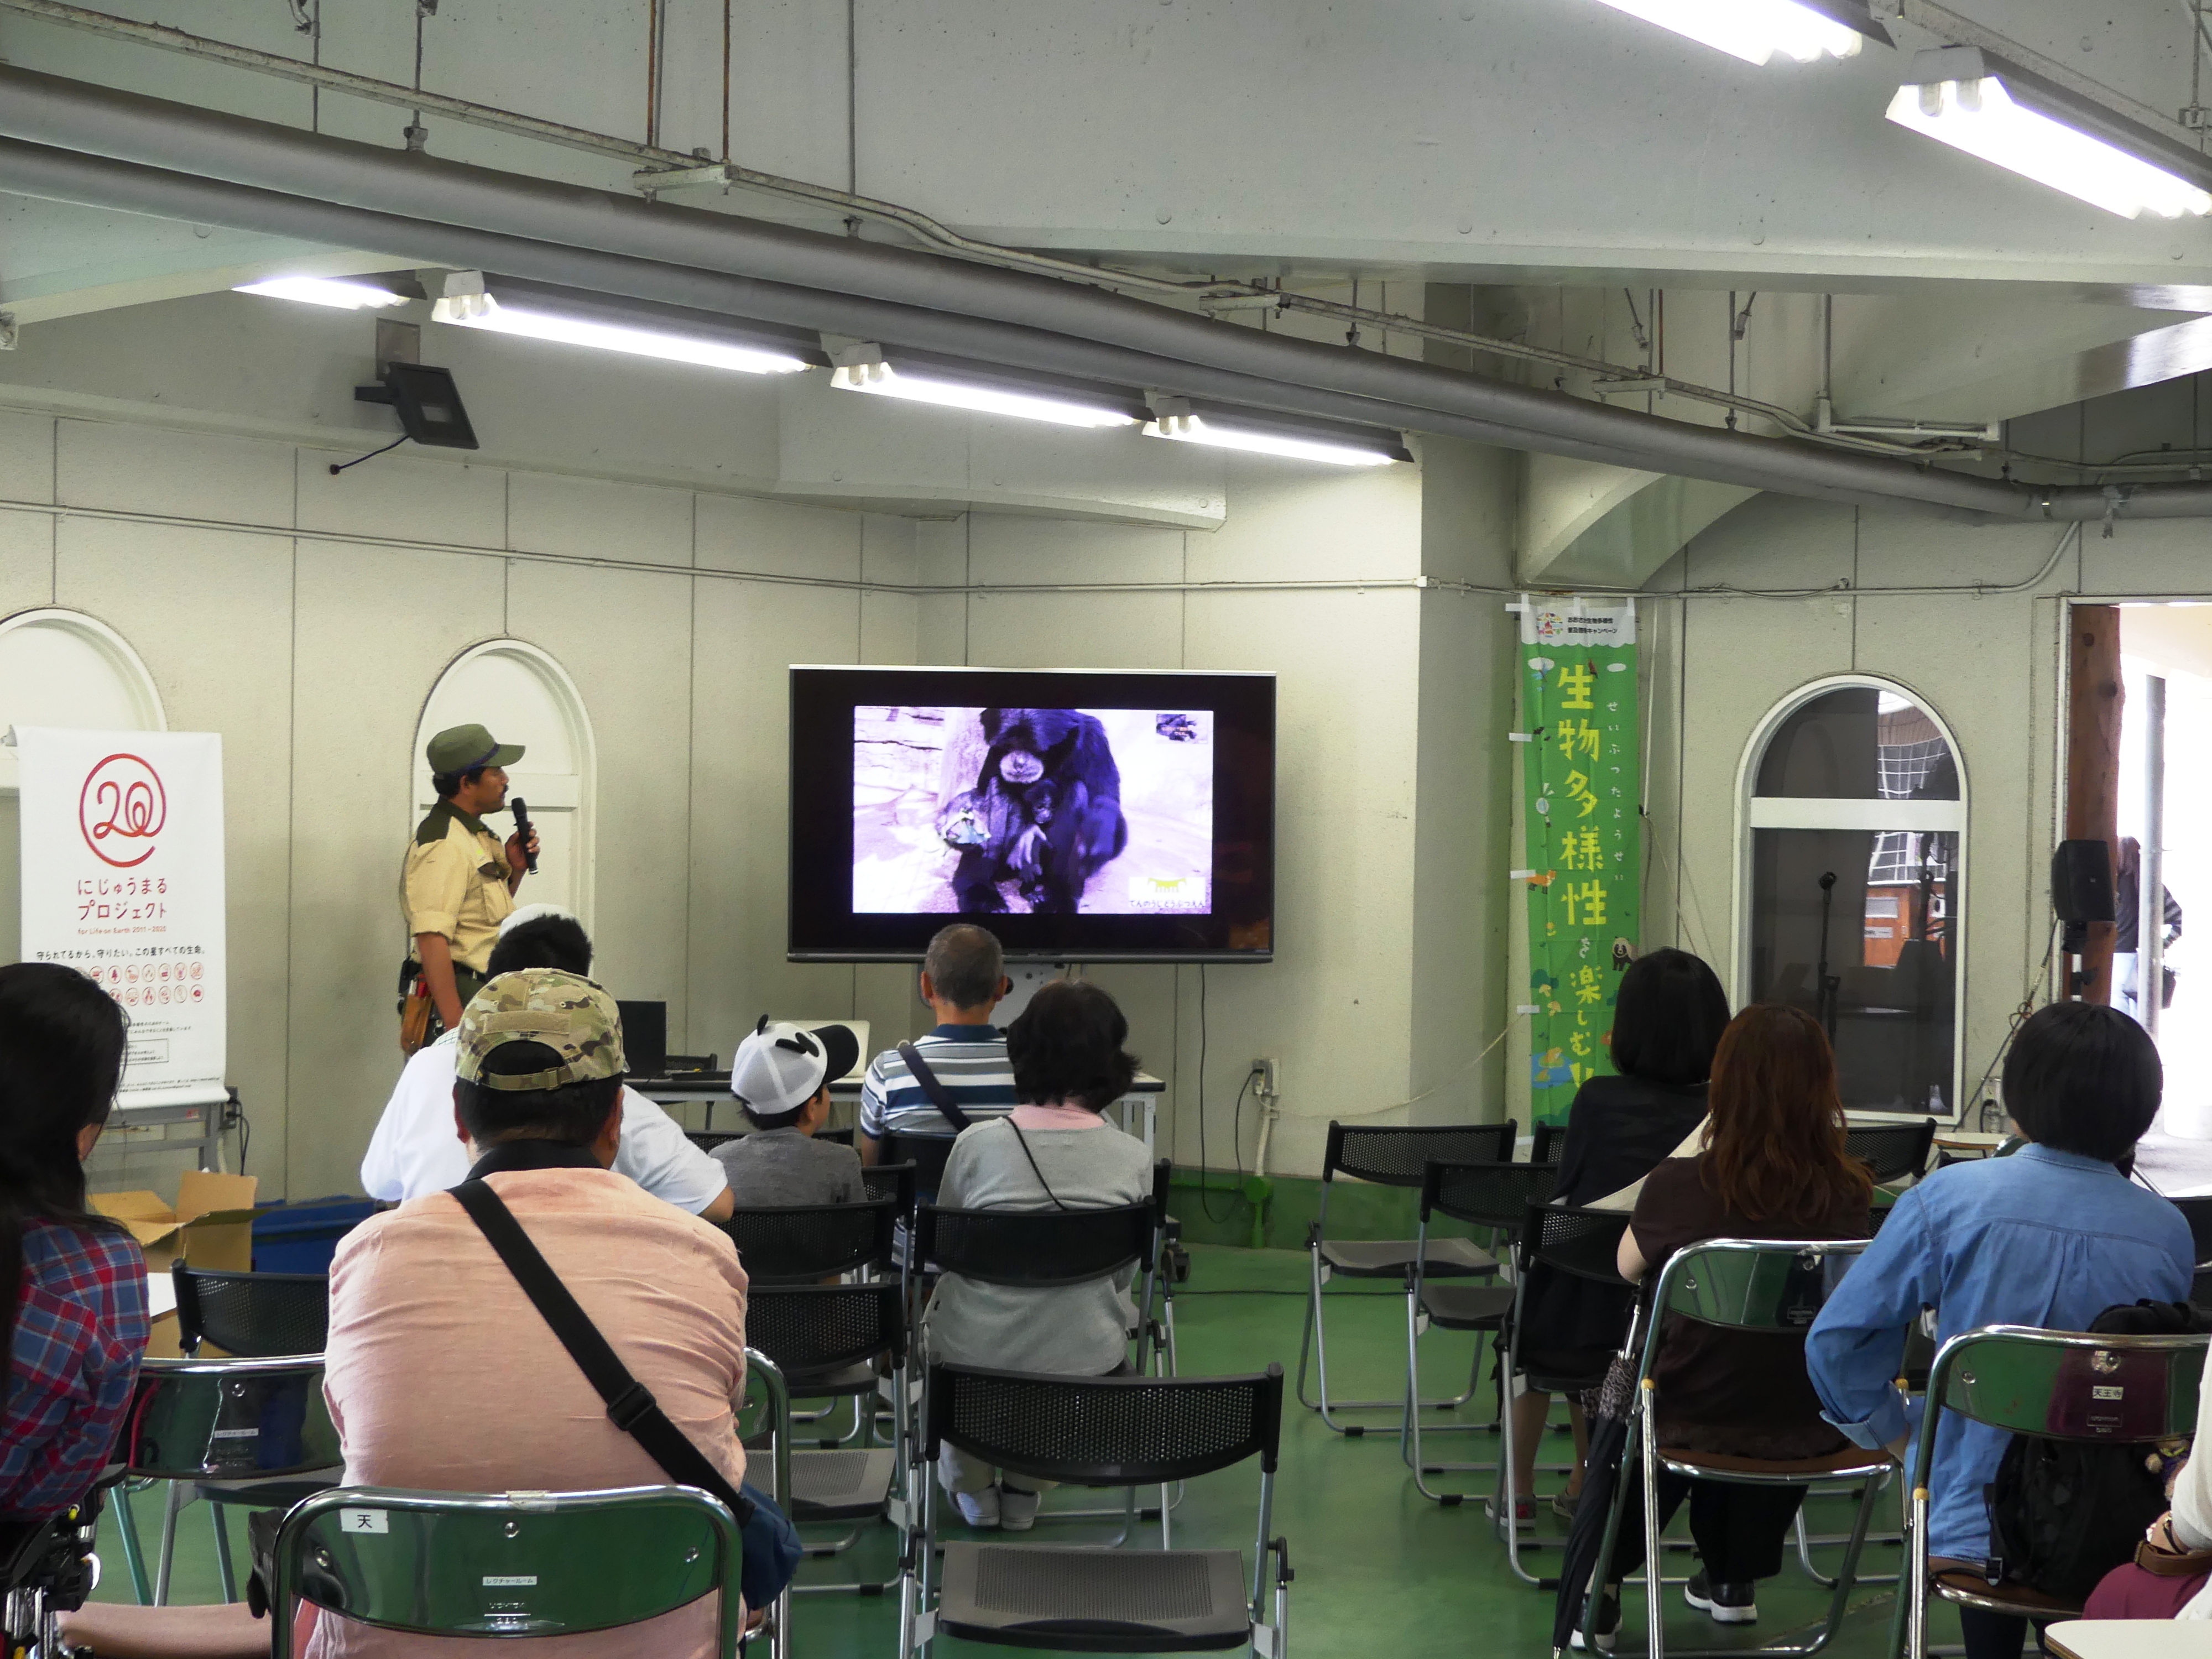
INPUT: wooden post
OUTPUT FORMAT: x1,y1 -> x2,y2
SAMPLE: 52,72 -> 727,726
2066,606 -> 2125,1004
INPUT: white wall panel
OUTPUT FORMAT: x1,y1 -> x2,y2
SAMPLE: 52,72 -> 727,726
59,422 -> 295,528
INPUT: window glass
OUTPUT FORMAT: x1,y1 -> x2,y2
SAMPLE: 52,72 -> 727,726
1755,688 -> 1960,800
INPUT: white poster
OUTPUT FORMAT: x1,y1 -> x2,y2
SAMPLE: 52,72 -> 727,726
17,728 -> 227,1109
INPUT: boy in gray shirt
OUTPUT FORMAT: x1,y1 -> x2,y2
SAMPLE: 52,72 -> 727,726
714,1018 -> 865,1206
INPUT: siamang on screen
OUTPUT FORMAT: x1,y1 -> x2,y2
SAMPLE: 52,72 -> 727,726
935,707 -> 1129,912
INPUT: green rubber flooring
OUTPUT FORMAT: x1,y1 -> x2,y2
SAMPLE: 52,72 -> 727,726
93,1243 -> 1962,1655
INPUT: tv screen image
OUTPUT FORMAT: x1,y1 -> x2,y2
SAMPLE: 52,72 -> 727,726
853,706 -> 1215,916
789,667 -> 1274,962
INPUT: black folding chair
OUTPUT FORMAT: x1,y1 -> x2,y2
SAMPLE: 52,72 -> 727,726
722,1198 -> 901,1285
1401,1161 -> 1561,1502
1297,1120 -> 1516,1434
1844,1119 -> 1936,1186
865,1160 -> 919,1215
1498,1201 -> 1636,1585
687,1129 -> 743,1153
2171,1194 -> 2212,1266
748,1282 -> 910,1594
903,1363 -> 1290,1659
881,1131 -> 959,1196
1531,1123 -> 1568,1166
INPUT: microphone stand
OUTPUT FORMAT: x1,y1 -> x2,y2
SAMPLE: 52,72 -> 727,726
1815,870 -> 1840,1044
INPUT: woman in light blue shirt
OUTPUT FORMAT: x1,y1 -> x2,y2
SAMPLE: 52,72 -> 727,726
1806,1002 -> 2192,1659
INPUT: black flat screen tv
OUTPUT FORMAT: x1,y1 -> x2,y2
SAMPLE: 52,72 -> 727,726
789,666 -> 1276,961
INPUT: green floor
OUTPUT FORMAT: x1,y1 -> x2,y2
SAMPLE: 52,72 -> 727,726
97,1244 -> 1962,1656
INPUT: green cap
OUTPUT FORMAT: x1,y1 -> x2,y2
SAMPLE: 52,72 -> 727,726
426,722 -> 524,775
455,968 -> 626,1091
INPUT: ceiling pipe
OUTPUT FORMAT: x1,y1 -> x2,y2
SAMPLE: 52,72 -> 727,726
0,65 -> 2206,522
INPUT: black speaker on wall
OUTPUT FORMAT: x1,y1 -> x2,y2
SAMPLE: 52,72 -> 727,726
2052,839 -> 2116,925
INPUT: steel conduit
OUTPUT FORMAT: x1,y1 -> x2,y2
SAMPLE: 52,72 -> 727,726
0,62 -> 2208,521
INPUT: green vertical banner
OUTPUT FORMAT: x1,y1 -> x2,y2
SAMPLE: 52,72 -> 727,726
1520,597 -> 1640,1124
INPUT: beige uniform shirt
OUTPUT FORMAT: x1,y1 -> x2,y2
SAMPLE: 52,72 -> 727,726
399,802 -> 515,974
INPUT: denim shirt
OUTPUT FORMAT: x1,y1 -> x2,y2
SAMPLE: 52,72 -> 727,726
1805,1143 -> 2192,1564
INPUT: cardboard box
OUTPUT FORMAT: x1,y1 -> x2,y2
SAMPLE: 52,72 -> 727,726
91,1172 -> 264,1359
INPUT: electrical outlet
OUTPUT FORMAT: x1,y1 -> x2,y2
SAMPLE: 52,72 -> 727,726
1250,1057 -> 1280,1099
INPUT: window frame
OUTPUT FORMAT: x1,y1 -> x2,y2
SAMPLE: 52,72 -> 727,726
1731,673 -> 1969,1123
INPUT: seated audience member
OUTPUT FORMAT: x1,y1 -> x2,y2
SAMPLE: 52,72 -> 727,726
926,979 -> 1152,1532
858,924 -> 1016,1170
1575,1004 -> 1872,1646
61,970 -> 756,1659
2085,1338 -> 2212,1619
0,963 -> 142,1520
1807,1001 -> 2193,1659
361,906 -> 733,1222
1507,947 -> 1729,1525
714,1018 -> 865,1206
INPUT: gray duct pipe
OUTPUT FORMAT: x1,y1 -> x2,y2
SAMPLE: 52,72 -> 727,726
0,62 -> 2205,521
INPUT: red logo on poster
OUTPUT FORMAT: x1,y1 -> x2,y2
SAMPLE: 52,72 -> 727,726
80,754 -> 166,869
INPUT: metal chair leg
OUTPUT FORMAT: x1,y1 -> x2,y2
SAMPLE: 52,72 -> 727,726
111,1481 -> 151,1605
153,1480 -> 185,1606
210,1503 -> 237,1602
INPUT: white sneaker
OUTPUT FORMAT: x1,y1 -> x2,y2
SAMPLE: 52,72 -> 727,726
1000,1488 -> 1042,1531
950,1486 -> 1000,1528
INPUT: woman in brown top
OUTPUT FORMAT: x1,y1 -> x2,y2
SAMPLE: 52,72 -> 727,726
1589,1005 -> 1872,1642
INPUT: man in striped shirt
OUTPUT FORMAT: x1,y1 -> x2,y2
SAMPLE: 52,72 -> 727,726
859,924 -> 1017,1165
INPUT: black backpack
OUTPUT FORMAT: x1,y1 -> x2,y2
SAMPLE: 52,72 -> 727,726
1983,1298 -> 2207,1601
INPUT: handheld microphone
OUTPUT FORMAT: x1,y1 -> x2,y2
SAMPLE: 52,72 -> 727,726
511,797 -> 539,874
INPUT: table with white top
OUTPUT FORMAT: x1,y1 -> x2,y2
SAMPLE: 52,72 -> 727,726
2045,1621 -> 2212,1658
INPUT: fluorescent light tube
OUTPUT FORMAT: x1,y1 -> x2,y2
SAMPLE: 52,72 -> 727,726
1143,411 -> 1402,468
434,290 -> 811,374
1585,0 -> 1869,65
1886,67 -> 2212,220
831,358 -> 1138,428
234,276 -> 408,310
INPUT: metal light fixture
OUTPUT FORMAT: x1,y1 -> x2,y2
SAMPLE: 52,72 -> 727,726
1142,397 -> 1410,468
1583,0 -> 1887,66
1886,47 -> 2212,220
234,275 -> 410,310
354,362 -> 478,450
432,272 -> 822,374
828,344 -> 1145,429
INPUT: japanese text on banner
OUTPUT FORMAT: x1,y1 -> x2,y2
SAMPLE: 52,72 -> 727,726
1519,598 -> 1640,1124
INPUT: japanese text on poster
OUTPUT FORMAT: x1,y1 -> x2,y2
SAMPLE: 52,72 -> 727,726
1520,599 -> 1640,1123
18,728 -> 227,1109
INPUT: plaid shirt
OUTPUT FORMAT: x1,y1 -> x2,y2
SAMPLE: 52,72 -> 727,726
2,1219 -> 147,1518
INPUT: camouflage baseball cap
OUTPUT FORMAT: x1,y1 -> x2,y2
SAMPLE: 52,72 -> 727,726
455,968 -> 626,1091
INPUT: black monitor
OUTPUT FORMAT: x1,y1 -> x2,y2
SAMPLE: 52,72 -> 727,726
617,1000 -> 669,1076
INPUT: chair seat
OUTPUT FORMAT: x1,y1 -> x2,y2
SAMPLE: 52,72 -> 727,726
783,1360 -> 878,1398
1928,1559 -> 2084,1619
1417,1283 -> 1516,1331
1321,1237 -> 1494,1279
791,1449 -> 895,1522
937,1543 -> 1254,1652
191,1475 -> 340,1509
1657,1445 -> 1894,1481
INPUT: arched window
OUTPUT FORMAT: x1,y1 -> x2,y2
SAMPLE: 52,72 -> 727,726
1738,677 -> 1965,1118
0,611 -> 166,964
414,641 -> 596,927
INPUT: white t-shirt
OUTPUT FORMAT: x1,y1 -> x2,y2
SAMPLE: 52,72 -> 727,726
359,1032 -> 729,1214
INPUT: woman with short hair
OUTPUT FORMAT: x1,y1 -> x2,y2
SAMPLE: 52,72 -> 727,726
925,979 -> 1153,1533
1808,1001 -> 2193,1659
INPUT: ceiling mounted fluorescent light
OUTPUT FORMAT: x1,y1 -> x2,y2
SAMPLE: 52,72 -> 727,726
828,344 -> 1144,428
1584,0 -> 1887,66
431,272 -> 819,373
1142,396 -> 1410,468
1886,46 -> 2212,220
233,275 -> 409,309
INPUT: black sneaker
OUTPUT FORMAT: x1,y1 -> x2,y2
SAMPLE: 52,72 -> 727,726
1684,1572 -> 1757,1625
1568,1589 -> 1620,1652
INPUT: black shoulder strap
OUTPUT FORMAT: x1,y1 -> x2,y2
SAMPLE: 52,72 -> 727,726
897,1041 -> 972,1132
451,1178 -> 754,1524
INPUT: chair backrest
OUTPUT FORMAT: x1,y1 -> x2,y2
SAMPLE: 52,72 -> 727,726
1844,1119 -> 1937,1185
818,1126 -> 855,1147
1422,1160 -> 1559,1230
925,1361 -> 1282,1484
1152,1158 -> 1172,1218
2172,1196 -> 2212,1267
745,1281 -> 907,1377
1519,1201 -> 1634,1286
172,1265 -> 329,1358
1322,1121 -> 1516,1187
685,1129 -> 741,1154
270,1485 -> 741,1656
879,1131 -> 956,1190
1926,1324 -> 2209,1443
719,1197 -> 899,1282
916,1201 -> 1154,1287
863,1160 -> 917,1215
126,1357 -> 340,1481
1530,1123 -> 1567,1166
1648,1238 -> 1867,1335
